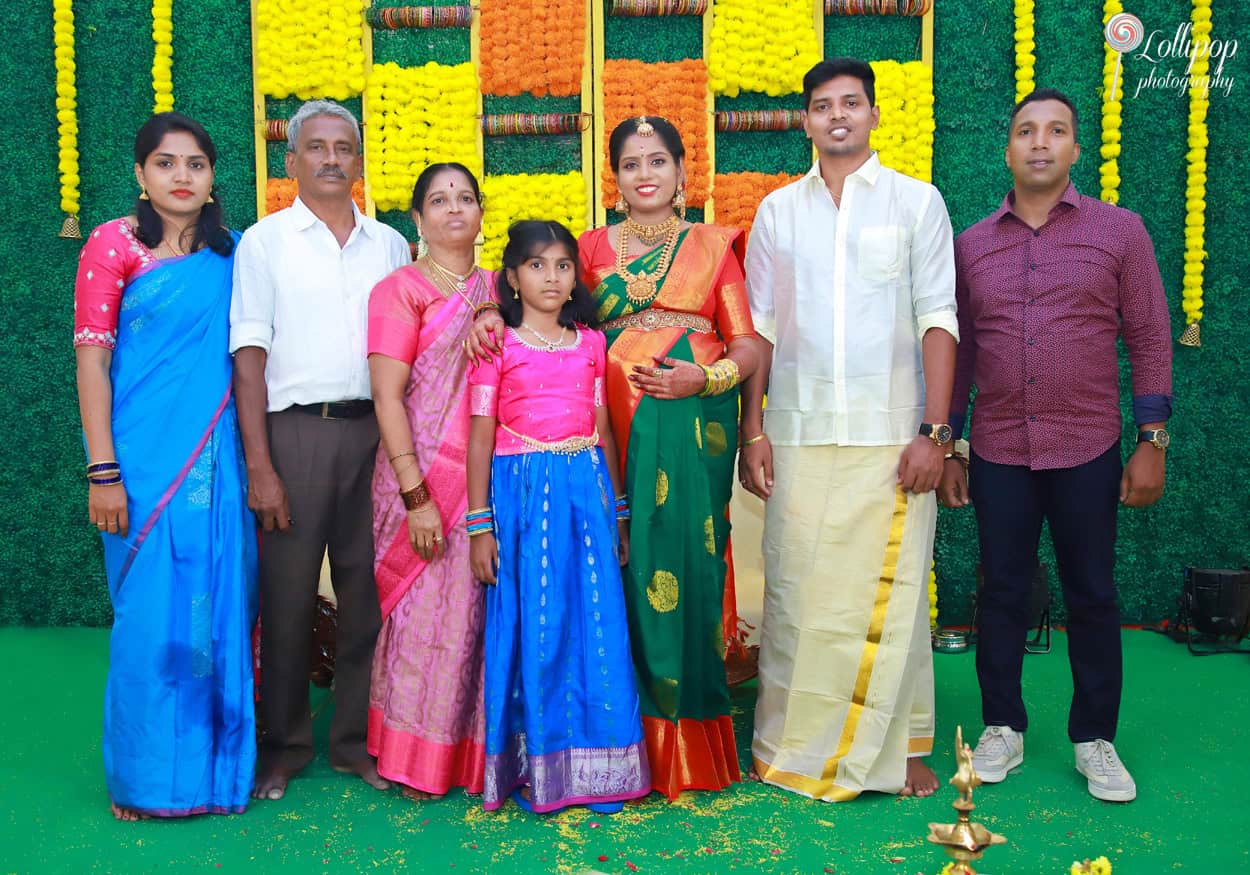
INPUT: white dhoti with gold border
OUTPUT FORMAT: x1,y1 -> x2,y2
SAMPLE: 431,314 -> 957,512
751,443 -> 936,801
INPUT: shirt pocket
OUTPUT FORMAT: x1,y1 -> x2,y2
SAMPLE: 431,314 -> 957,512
857,225 -> 906,282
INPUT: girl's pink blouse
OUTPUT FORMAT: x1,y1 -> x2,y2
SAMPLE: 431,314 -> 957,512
468,326 -> 607,455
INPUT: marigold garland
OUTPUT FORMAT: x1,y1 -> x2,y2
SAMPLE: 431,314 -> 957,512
1014,0 -> 1036,103
868,61 -> 935,183
928,560 -> 939,631
1070,857 -> 1113,875
711,172 -> 800,242
151,0 -> 174,113
266,178 -> 365,215
1098,0 -> 1124,203
479,172 -> 587,270
708,0 -> 821,97
1180,0 -> 1211,343
53,0 -> 81,237
602,59 -> 710,208
364,62 -> 481,212
254,0 -> 367,100
479,0 -> 585,97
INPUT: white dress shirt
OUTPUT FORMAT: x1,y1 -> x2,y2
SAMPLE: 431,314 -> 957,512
745,154 -> 958,447
230,196 -> 411,412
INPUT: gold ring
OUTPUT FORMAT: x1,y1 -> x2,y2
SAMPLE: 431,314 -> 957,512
652,367 -> 663,377
433,534 -> 442,542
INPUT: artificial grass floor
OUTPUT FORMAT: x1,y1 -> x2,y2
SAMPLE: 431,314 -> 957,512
2,628 -> 1247,874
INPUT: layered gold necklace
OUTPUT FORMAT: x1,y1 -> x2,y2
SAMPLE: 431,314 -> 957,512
622,214 -> 678,245
424,255 -> 478,310
614,217 -> 681,305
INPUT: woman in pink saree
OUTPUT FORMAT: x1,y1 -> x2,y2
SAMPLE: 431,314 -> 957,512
366,163 -> 492,799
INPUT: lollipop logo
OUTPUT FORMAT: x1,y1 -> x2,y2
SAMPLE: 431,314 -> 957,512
1105,12 -> 1145,54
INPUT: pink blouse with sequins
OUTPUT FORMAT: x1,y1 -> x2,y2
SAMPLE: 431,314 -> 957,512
72,219 -> 161,349
468,326 -> 606,456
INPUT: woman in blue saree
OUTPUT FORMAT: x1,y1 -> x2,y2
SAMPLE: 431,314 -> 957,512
73,113 -> 257,820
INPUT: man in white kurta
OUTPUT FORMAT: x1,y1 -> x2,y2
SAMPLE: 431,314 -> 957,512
740,58 -> 958,801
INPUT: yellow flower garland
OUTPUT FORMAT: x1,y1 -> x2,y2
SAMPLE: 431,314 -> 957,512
1014,0 -> 1036,103
1070,857 -> 1113,875
151,0 -> 174,113
1180,0 -> 1211,344
868,61 -> 934,184
255,0 -> 367,100
928,560 -> 938,631
708,0 -> 821,97
53,0 -> 80,236
1098,0 -> 1123,203
479,172 -> 587,270
364,62 -> 481,213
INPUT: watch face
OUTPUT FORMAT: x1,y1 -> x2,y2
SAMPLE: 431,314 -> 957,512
1154,429 -> 1171,449
935,424 -> 953,444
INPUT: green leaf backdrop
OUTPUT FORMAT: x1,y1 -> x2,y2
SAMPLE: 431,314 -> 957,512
2,0 -> 1245,625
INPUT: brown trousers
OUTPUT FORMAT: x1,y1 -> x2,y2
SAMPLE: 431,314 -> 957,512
257,407 -> 381,772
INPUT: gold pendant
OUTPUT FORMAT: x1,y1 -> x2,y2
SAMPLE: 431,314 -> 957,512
625,274 -> 657,304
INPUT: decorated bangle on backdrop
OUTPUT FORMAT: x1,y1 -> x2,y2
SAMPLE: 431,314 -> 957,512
699,358 -> 740,397
86,461 -> 123,487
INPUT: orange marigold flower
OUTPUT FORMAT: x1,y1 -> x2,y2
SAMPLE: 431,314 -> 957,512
602,59 -> 711,208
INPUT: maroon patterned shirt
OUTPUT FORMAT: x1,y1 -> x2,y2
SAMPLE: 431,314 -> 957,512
949,184 -> 1172,471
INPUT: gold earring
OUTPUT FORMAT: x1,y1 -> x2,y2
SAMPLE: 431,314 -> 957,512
417,238 -> 429,259
512,286 -> 519,300
138,186 -> 150,201
672,188 -> 686,221
206,194 -> 215,204
614,196 -> 628,214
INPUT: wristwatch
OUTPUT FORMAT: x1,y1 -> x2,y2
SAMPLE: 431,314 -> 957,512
1137,428 -> 1170,450
919,423 -> 953,446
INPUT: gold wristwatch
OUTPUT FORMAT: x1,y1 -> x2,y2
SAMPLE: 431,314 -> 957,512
1137,428 -> 1170,450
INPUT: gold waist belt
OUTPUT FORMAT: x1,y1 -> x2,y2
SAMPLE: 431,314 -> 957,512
602,309 -> 713,334
500,424 -> 600,455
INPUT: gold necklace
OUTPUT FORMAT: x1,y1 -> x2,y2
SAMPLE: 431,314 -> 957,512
614,223 -> 681,305
424,256 -> 478,309
622,214 -> 679,246
520,321 -> 568,352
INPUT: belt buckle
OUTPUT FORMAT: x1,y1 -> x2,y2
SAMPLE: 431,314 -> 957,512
320,402 -> 341,420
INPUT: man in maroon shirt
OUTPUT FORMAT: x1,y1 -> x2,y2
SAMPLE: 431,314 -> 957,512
938,89 -> 1172,803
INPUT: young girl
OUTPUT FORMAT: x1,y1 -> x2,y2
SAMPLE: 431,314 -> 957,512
467,220 -> 650,814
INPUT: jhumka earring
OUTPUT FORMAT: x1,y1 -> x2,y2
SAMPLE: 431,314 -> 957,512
672,187 -> 687,221
614,196 -> 629,214
138,186 -> 150,201
416,227 -> 429,259
206,193 -> 215,204
512,285 -> 520,300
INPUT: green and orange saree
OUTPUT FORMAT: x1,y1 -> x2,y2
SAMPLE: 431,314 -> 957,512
579,223 -> 755,798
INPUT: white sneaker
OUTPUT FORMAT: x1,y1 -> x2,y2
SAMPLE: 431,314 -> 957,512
970,725 -> 1024,783
1075,739 -> 1136,802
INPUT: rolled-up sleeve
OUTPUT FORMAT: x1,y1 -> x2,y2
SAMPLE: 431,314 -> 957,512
745,198 -> 777,345
911,185 -> 959,343
229,229 -> 275,354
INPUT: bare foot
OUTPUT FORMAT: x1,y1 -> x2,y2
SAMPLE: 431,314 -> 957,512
401,786 -> 446,801
900,758 -> 939,797
333,760 -> 391,791
110,801 -> 149,821
253,766 -> 297,801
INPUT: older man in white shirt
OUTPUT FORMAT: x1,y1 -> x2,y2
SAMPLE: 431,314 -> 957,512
230,100 -> 410,801
740,58 -> 958,802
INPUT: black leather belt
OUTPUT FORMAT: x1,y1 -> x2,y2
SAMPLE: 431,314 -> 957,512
290,400 -> 374,420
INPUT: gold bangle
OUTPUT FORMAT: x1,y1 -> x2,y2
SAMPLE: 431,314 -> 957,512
389,450 -> 416,464
400,481 -> 431,511
466,506 -> 491,515
741,433 -> 766,447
